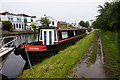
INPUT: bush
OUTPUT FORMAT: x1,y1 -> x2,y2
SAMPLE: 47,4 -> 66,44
2,21 -> 12,31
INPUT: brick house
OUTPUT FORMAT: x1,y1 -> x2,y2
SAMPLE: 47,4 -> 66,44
57,21 -> 67,27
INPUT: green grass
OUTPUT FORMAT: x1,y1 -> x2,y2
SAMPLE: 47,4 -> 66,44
97,30 -> 119,78
18,32 -> 96,78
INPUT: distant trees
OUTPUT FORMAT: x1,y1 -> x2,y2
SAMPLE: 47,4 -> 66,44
40,17 -> 51,27
79,20 -> 90,28
2,21 -> 12,31
85,21 -> 90,28
92,2 -> 120,31
79,20 -> 85,27
30,24 -> 37,32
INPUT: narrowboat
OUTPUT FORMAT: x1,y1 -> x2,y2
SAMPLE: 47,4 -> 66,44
14,27 -> 87,61
87,27 -> 92,32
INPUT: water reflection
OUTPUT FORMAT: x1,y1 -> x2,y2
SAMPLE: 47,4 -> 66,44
15,33 -> 38,47
0,33 -> 38,78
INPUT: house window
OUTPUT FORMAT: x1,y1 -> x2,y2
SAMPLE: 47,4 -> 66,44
24,18 -> 27,22
31,19 -> 33,22
19,24 -> 21,28
22,24 -> 24,29
14,24 -> 16,29
52,21 -> 54,25
16,24 -> 18,28
8,17 -> 10,21
11,17 -> 13,21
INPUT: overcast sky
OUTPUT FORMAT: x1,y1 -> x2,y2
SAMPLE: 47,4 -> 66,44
0,0 -> 106,24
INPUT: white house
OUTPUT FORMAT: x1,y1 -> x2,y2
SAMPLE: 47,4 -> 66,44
0,11 -> 36,31
38,14 -> 57,27
47,16 -> 57,27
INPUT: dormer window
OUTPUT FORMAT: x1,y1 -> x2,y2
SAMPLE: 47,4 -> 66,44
52,21 -> 54,25
17,17 -> 21,21
24,17 -> 27,22
31,19 -> 33,22
8,17 -> 11,21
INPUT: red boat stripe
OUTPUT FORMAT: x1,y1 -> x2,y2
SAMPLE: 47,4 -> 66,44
20,45 -> 47,51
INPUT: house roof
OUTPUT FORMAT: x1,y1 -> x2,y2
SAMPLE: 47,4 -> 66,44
0,11 -> 17,16
31,16 -> 36,18
58,21 -> 67,25
0,11 -> 36,18
47,16 -> 57,22
17,14 -> 30,17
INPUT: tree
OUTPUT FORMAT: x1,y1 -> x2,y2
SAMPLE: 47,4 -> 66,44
40,17 -> 50,27
79,20 -> 85,27
2,21 -> 12,31
92,2 -> 120,31
85,21 -> 90,28
30,24 -> 37,32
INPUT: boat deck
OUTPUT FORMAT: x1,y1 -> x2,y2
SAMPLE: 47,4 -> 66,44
0,47 -> 14,57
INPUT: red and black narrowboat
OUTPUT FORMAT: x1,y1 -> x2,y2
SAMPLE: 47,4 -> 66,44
87,27 -> 92,32
14,27 -> 87,61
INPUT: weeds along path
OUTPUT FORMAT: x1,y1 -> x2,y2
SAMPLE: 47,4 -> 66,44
69,32 -> 107,78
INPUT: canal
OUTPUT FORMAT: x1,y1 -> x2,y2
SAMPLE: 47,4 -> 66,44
0,33 -> 38,78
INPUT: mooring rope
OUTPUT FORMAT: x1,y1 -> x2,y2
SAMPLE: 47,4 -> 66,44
24,43 -> 33,71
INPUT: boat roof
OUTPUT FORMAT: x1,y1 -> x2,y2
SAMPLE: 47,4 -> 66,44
38,27 -> 86,30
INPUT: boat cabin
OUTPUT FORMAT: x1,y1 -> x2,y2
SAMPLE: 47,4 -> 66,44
38,28 -> 58,45
38,27 -> 86,45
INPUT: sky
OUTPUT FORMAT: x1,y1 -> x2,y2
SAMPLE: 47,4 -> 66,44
0,0 -> 106,24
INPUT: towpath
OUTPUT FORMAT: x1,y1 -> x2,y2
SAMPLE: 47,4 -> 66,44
69,33 -> 107,78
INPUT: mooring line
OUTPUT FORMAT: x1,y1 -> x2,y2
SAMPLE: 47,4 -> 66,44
24,43 -> 33,71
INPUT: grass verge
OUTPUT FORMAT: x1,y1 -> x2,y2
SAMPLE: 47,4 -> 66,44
88,32 -> 98,64
18,32 -> 96,78
97,30 -> 119,78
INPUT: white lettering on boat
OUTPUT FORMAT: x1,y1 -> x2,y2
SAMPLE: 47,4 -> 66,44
29,47 -> 39,50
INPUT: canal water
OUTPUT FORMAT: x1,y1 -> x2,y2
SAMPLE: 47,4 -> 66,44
0,33 -> 38,78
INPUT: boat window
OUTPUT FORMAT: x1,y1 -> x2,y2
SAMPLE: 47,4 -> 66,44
68,30 -> 74,38
62,31 -> 68,39
40,30 -> 42,40
79,30 -> 81,35
58,31 -> 68,41
44,31 -> 47,45
75,30 -> 78,36
73,31 -> 76,36
54,30 -> 57,41
81,30 -> 84,34
58,31 -> 62,41
49,31 -> 52,45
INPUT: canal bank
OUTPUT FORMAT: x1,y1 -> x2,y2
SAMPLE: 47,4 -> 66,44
2,30 -> 34,36
17,32 -> 95,78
